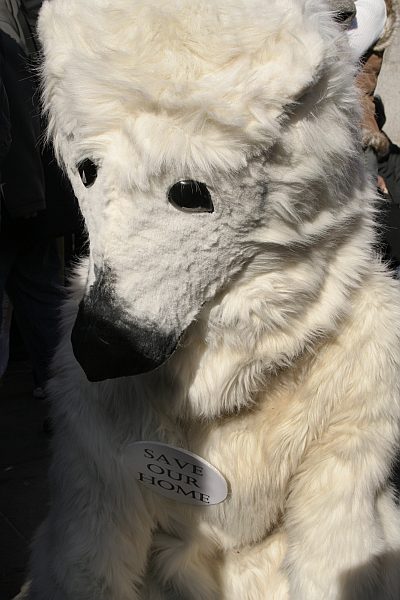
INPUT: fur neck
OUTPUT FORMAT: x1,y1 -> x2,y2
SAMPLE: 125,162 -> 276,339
159,203 -> 375,421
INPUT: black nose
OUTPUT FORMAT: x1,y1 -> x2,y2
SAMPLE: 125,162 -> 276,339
71,277 -> 177,381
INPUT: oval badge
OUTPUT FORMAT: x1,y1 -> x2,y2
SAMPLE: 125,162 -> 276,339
129,441 -> 228,506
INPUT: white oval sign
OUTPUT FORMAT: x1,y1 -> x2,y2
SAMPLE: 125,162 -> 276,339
129,441 -> 228,506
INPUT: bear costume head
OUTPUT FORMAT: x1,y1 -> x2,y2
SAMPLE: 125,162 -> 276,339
39,0 -> 367,386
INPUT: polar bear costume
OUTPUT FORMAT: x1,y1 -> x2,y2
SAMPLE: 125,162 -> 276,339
27,0 -> 400,598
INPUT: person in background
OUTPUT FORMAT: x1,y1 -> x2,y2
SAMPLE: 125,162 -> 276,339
0,53 -> 11,174
347,0 -> 398,181
331,0 -> 396,179
375,96 -> 400,206
0,45 -> 12,380
331,0 -> 400,267
349,0 -> 400,268
0,0 -> 81,398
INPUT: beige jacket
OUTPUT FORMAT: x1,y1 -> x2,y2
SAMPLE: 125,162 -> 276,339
356,0 -> 399,154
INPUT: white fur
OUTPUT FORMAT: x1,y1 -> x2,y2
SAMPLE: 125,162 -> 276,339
28,0 -> 400,598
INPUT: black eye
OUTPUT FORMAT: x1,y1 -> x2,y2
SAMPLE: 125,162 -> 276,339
168,180 -> 214,213
333,10 -> 355,25
77,159 -> 98,188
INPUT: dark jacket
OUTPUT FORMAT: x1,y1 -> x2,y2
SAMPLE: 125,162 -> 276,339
0,0 -> 81,237
0,28 -> 45,218
0,53 -> 11,169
